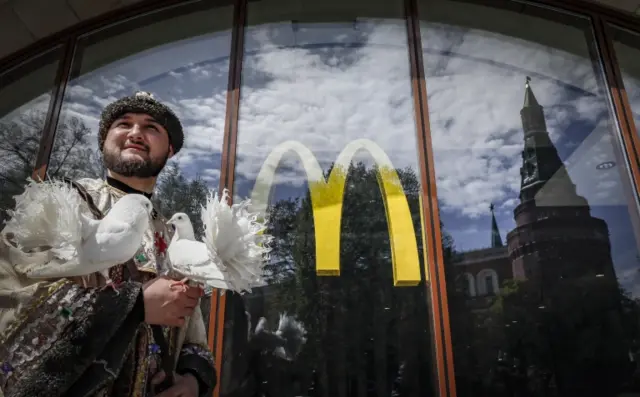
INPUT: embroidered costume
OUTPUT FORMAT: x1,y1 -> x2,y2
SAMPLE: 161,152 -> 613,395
0,91 -> 302,397
0,176 -> 215,397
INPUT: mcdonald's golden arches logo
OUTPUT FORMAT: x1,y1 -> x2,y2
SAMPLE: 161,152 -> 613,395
249,139 -> 425,287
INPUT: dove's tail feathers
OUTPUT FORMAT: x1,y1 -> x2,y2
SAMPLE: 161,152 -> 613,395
277,313 -> 307,359
201,188 -> 229,270
2,178 -> 85,260
200,188 -> 274,294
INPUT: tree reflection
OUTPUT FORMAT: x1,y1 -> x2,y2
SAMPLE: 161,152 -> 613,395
446,234 -> 640,397
0,110 -> 103,224
154,163 -> 210,240
221,162 -> 434,397
152,163 -> 214,326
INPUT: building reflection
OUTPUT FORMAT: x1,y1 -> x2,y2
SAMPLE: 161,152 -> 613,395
449,78 -> 638,397
221,161 -> 435,397
216,76 -> 640,397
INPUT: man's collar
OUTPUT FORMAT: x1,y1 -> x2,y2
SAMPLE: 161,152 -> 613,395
106,176 -> 153,199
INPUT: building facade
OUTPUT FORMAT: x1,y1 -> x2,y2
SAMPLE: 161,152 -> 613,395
3,0 -> 640,396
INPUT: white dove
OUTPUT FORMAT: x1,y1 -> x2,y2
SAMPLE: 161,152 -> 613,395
2,178 -> 153,290
165,189 -> 272,294
165,212 -> 230,291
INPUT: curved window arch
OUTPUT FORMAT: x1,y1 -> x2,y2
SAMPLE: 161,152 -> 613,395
476,269 -> 499,296
458,272 -> 476,297
454,273 -> 476,297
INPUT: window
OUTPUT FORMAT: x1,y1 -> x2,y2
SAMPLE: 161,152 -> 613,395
226,0 -> 434,394
461,273 -> 476,297
420,0 -> 640,395
0,48 -> 62,224
476,269 -> 498,296
47,2 -> 234,334
485,275 -> 494,295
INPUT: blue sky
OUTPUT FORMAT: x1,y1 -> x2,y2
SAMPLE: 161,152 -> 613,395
4,3 -> 640,296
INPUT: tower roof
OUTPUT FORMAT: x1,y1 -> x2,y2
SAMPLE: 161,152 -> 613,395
523,76 -> 540,108
517,76 -> 585,206
490,203 -> 504,248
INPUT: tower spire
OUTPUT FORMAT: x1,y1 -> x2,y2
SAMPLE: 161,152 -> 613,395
523,76 -> 540,107
518,76 -> 580,203
520,76 -> 575,201
490,203 -> 503,248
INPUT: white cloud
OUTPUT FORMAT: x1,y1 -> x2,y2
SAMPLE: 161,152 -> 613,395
235,20 -> 418,185
15,12 -> 634,271
228,19 -> 621,223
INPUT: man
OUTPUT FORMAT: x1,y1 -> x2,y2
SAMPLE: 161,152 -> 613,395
0,92 -> 214,397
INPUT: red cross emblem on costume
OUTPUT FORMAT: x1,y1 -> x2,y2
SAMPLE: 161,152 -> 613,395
154,232 -> 168,255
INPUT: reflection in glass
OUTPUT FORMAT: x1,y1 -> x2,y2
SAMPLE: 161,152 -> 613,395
0,50 -> 61,224
420,1 -> 640,396
611,25 -> 640,144
225,0 -> 435,396
48,3 -> 233,332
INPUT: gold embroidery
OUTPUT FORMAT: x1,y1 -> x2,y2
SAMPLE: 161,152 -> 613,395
169,327 -> 176,356
0,279 -> 69,345
132,325 -> 152,397
0,281 -> 95,390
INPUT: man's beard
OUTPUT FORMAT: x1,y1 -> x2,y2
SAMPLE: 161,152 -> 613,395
103,147 -> 169,178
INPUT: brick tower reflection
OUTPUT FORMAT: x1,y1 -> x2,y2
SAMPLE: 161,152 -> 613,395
505,77 -> 616,288
449,77 -> 632,397
500,77 -> 633,397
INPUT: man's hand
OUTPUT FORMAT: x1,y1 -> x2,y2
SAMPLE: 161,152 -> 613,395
151,371 -> 200,397
142,276 -> 203,327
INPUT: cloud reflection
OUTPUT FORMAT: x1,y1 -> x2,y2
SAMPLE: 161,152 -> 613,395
2,8 -> 638,292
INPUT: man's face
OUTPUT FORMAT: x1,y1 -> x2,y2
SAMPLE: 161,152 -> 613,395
102,113 -> 174,178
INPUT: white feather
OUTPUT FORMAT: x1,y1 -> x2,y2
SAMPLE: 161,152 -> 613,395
201,189 -> 272,290
166,188 -> 273,294
2,178 -> 153,279
2,178 -> 89,261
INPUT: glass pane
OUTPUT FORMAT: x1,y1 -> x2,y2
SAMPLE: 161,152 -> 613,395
0,49 -> 61,224
420,1 -> 640,396
223,0 -> 435,396
49,3 -> 233,335
611,25 -> 640,142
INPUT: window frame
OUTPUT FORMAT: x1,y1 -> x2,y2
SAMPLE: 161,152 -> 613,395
2,1 -> 640,397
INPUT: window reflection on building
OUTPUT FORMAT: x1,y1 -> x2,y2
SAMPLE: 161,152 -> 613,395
0,49 -> 61,225
45,3 -> 233,331
223,0 -> 436,396
421,0 -> 640,396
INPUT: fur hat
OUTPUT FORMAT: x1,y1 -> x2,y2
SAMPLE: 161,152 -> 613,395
98,91 -> 184,154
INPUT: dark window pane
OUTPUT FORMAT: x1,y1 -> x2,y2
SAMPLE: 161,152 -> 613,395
224,0 -> 435,396
0,49 -> 62,224
485,275 -> 494,295
420,1 -> 640,396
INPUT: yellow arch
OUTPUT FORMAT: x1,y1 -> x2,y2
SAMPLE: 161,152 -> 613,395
250,139 -> 422,287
